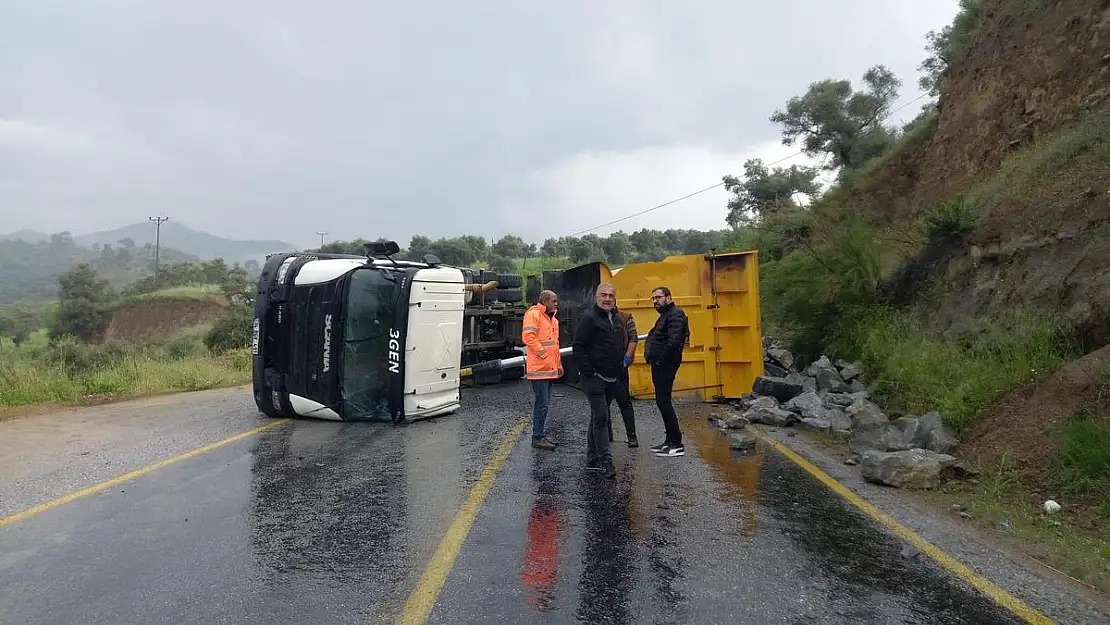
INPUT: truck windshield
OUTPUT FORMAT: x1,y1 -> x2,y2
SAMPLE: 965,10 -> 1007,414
341,267 -> 400,420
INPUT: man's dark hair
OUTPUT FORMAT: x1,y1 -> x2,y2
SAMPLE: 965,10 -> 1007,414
653,285 -> 671,298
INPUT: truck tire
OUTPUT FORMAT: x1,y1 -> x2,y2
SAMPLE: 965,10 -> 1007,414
497,288 -> 523,303
480,270 -> 498,284
497,273 -> 523,288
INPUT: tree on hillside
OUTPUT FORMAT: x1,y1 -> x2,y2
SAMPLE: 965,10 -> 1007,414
918,0 -> 983,97
723,158 -> 822,228
51,263 -> 115,341
0,304 -> 42,345
770,65 -> 902,171
491,235 -> 526,259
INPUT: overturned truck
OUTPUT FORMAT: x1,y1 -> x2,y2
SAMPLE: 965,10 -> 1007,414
251,240 -> 763,423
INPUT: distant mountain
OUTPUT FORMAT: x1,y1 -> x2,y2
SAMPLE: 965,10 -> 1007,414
0,229 -> 50,244
74,221 -> 297,264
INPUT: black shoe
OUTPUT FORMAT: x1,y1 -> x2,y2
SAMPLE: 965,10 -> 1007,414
585,460 -> 604,471
627,437 -> 639,448
605,463 -> 616,479
650,442 -> 667,452
654,445 -> 685,457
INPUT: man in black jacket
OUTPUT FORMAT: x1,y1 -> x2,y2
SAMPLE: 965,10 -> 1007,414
572,282 -> 624,478
644,285 -> 689,457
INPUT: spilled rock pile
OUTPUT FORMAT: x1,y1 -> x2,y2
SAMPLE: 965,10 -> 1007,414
712,339 -> 978,490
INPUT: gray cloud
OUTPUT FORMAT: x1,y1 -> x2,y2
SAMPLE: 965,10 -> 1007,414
0,0 -> 960,249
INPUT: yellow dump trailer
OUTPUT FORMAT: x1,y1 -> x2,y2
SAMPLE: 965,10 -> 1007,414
597,250 -> 763,402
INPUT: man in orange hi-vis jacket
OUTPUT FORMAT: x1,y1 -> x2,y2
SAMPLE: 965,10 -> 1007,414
522,290 -> 562,450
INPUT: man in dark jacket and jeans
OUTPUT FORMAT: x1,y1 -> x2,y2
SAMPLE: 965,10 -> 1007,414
572,283 -> 625,478
644,285 -> 689,457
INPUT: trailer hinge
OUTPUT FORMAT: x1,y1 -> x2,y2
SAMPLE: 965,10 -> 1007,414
706,304 -> 719,309
708,345 -> 722,351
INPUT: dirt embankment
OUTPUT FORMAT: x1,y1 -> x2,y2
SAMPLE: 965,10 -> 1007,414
961,343 -> 1110,524
95,297 -> 227,344
856,0 -> 1110,346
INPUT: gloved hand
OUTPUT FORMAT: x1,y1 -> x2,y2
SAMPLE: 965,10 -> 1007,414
623,355 -> 632,367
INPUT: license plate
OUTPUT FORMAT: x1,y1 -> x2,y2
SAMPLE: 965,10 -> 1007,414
251,318 -> 260,355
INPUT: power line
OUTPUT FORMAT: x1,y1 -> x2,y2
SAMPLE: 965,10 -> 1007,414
565,182 -> 729,238
565,90 -> 934,238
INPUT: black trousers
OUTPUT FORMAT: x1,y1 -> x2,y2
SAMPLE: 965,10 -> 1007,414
651,363 -> 682,446
584,374 -> 616,466
607,368 -> 636,441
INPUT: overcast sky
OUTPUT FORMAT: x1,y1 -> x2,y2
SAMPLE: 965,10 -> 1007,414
0,0 -> 959,249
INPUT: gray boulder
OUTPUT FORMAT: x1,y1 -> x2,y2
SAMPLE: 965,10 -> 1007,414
805,356 -> 852,393
767,346 -> 795,370
846,398 -> 888,428
784,390 -> 828,420
764,363 -> 789,378
860,449 -> 959,489
825,393 -> 855,407
800,418 -> 833,434
835,360 -> 862,381
847,401 -> 908,454
826,408 -> 852,432
752,376 -> 805,402
850,423 -> 911,455
786,371 -> 817,392
730,433 -> 757,453
918,411 -> 959,454
744,403 -> 797,427
724,414 -> 750,430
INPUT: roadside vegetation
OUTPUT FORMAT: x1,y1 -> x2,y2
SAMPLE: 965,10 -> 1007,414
0,259 -> 255,411
730,0 -> 1110,585
312,229 -> 735,275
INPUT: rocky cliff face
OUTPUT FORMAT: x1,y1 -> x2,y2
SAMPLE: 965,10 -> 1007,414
864,0 -> 1110,347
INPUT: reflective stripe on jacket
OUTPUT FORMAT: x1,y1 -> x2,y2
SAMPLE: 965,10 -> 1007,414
522,303 -> 563,380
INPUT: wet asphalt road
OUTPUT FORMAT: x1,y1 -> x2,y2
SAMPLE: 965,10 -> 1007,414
0,380 -> 1061,624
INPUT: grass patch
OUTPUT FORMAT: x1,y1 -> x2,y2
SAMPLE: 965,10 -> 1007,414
1054,366 -> 1110,512
120,284 -> 226,305
0,334 -> 250,409
850,307 -> 1074,433
964,112 -> 1110,219
922,193 -> 980,240
924,455 -> 1110,594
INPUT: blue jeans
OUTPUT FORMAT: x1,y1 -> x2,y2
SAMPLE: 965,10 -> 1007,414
531,379 -> 553,439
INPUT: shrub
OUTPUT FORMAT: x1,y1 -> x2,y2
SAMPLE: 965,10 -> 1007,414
205,304 -> 254,354
923,194 -> 980,240
851,307 -> 1075,432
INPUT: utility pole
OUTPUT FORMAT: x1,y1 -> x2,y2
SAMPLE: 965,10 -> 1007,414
149,216 -> 168,273
317,231 -> 328,248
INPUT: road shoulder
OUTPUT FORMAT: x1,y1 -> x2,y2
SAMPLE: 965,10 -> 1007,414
748,421 -> 1110,624
0,385 -> 268,518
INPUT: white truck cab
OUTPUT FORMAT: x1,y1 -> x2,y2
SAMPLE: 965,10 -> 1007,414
251,242 -> 466,423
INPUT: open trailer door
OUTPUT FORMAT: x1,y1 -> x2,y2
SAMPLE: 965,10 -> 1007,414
600,250 -> 764,402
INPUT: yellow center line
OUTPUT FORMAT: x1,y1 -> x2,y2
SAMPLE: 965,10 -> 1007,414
0,418 -> 293,529
746,426 -> 1058,625
394,418 -> 526,625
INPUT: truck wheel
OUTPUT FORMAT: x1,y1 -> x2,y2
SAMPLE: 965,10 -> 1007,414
497,288 -> 523,303
480,270 -> 498,283
497,273 -> 523,288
